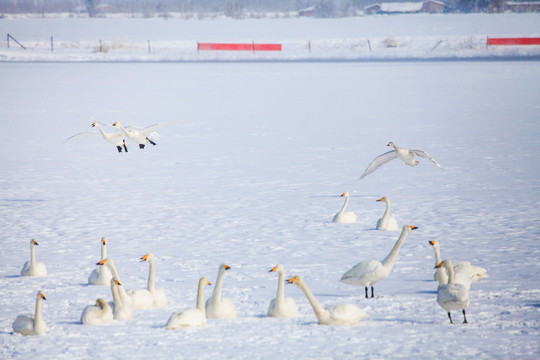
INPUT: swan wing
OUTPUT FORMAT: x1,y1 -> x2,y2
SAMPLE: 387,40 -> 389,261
340,260 -> 381,285
65,132 -> 101,142
140,121 -> 179,136
359,151 -> 398,179
410,149 -> 445,171
12,314 -> 34,334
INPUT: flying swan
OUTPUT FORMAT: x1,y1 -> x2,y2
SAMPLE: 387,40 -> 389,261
140,253 -> 168,307
287,275 -> 368,325
332,192 -> 358,224
80,298 -> 113,325
359,142 -> 444,179
340,225 -> 417,298
436,260 -> 470,324
267,265 -> 299,318
12,291 -> 47,335
165,277 -> 211,329
375,196 -> 400,231
112,121 -> 176,149
21,239 -> 47,277
88,237 -> 113,286
205,264 -> 236,319
66,121 -> 128,153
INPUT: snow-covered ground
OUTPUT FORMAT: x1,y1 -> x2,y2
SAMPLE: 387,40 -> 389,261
1,14 -> 540,359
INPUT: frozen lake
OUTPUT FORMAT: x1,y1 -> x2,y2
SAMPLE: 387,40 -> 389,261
1,59 -> 540,359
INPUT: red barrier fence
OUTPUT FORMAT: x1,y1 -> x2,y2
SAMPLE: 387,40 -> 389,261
198,42 -> 282,51
487,37 -> 540,46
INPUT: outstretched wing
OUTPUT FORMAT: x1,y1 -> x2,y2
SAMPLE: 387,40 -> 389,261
140,121 -> 179,136
359,150 -> 397,179
65,132 -> 100,142
410,149 -> 445,171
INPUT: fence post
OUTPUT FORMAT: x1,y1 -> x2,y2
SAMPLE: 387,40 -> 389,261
7,34 -> 27,50
367,39 -> 372,52
99,39 -> 102,53
147,40 -> 151,54
51,36 -> 54,52
7,33 -> 8,48
308,40 -> 311,53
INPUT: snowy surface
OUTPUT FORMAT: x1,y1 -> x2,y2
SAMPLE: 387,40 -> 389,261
1,14 -> 540,360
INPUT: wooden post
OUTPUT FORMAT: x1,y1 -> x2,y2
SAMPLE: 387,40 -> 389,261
7,33 -> 9,48
367,39 -> 372,52
51,36 -> 54,52
7,34 -> 27,50
99,39 -> 102,53
308,40 -> 311,53
147,40 -> 151,54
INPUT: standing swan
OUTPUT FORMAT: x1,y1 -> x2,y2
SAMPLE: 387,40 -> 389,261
12,291 -> 47,335
267,265 -> 299,318
205,264 -> 236,319
140,253 -> 168,307
375,196 -> 400,231
21,239 -> 47,277
359,142 -> 444,179
110,278 -> 133,320
80,298 -> 113,325
436,260 -> 470,324
165,277 -> 211,329
88,237 -> 113,286
340,225 -> 418,298
287,276 -> 367,325
332,192 -> 358,224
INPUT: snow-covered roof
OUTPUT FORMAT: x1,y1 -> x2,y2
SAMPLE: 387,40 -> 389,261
380,2 -> 424,12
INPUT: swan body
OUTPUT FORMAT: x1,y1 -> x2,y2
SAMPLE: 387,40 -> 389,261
287,276 -> 367,325
205,264 -> 237,319
80,298 -> 113,325
267,265 -> 299,318
359,142 -> 444,179
12,291 -> 47,336
88,237 -> 114,286
332,192 -> 358,224
97,258 -> 133,308
429,240 -> 488,289
112,121 -> 175,149
341,225 -> 417,298
21,239 -> 47,277
436,260 -> 470,324
110,278 -> 133,320
140,253 -> 168,308
165,277 -> 211,329
66,121 -> 127,153
375,196 -> 400,231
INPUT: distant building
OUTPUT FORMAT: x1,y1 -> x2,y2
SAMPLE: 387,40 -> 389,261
365,1 -> 447,15
298,6 -> 316,16
504,1 -> 540,12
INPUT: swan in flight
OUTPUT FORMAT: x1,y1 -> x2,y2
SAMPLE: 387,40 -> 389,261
21,239 -> 47,277
359,142 -> 444,179
140,253 -> 168,308
80,298 -> 113,325
165,277 -> 211,329
375,196 -> 400,231
332,192 -> 358,224
436,260 -> 470,324
205,264 -> 237,319
267,265 -> 299,318
287,276 -> 368,325
429,240 -> 488,289
12,291 -> 47,335
112,121 -> 176,149
110,278 -> 133,320
66,121 -> 128,153
88,237 -> 113,286
340,225 -> 417,298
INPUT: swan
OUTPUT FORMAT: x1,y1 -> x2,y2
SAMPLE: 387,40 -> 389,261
88,237 -> 114,286
332,192 -> 358,224
65,121 -> 128,153
375,196 -> 400,231
205,264 -> 237,319
20,239 -> 47,277
12,291 -> 47,335
429,240 -> 488,289
112,121 -> 176,149
110,278 -> 133,320
340,225 -> 418,298
97,258 -> 133,308
287,276 -> 367,325
165,277 -> 211,329
359,142 -> 444,179
267,265 -> 299,318
140,253 -> 168,307
80,298 -> 113,325
436,260 -> 470,324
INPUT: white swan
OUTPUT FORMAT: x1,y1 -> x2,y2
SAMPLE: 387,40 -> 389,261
429,240 -> 488,289
12,291 -> 47,335
110,278 -> 133,320
340,225 -> 418,298
359,142 -> 444,179
66,121 -> 128,153
88,237 -> 114,286
205,264 -> 237,319
80,298 -> 113,325
287,276 -> 367,325
140,253 -> 168,308
21,239 -> 47,277
375,196 -> 400,231
332,192 -> 358,224
97,258 -> 133,308
267,265 -> 299,318
112,121 -> 175,149
165,277 -> 211,329
436,260 -> 470,324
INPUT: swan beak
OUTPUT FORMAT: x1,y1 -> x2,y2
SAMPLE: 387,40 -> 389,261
429,240 -> 436,246
102,237 -> 107,245
286,276 -> 297,284
97,259 -> 107,266
207,280 -> 212,286
376,198 -> 383,202
32,240 -> 39,246
92,122 -> 97,127
269,266 -> 278,273
410,226 -> 418,230
41,293 -> 46,300
115,279 -> 122,286
224,264 -> 231,270
112,121 -> 119,126
435,262 -> 443,269
140,254 -> 149,262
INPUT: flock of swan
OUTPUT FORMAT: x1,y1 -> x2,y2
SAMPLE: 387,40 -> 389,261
12,141 -> 488,336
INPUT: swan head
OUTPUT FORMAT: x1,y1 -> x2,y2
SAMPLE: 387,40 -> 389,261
340,192 -> 350,198
387,142 -> 395,147
429,240 -> 439,248
37,291 -> 46,301
101,237 -> 107,245
435,260 -> 452,269
97,258 -> 113,266
140,253 -> 155,263
286,275 -> 304,286
31,239 -> 39,246
92,122 -> 97,127
220,264 -> 231,271
112,121 -> 120,127
403,225 -> 418,233
376,196 -> 388,202
96,298 -> 108,309
200,277 -> 211,286
269,264 -> 284,273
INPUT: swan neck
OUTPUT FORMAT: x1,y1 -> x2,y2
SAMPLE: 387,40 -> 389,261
338,196 -> 349,215
34,295 -> 45,332
106,261 -> 121,282
147,259 -> 156,292
297,280 -> 327,322
111,282 -> 123,310
196,280 -> 206,314
95,123 -> 107,136
382,198 -> 391,220
445,262 -> 455,284
382,229 -> 409,268
101,242 -> 107,260
212,269 -> 225,301
276,269 -> 285,304
30,243 -> 37,267
433,245 -> 442,265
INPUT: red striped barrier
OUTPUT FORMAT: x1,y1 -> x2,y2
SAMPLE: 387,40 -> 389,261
487,37 -> 540,46
198,42 -> 282,51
